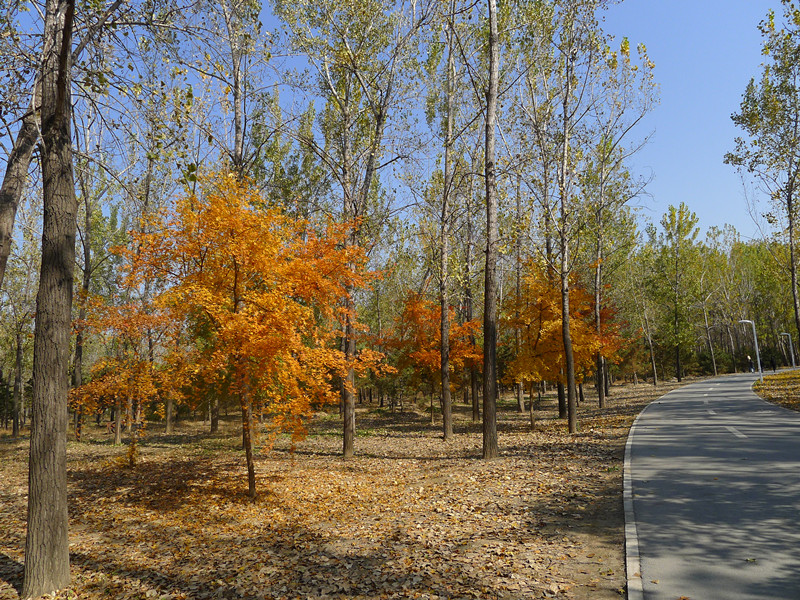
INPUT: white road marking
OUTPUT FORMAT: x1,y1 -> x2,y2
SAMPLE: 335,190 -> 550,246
725,426 -> 747,439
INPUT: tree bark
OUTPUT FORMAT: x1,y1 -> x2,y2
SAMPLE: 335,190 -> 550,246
114,398 -> 122,445
559,40 -> 578,434
787,184 -> 800,345
71,180 -> 92,442
241,396 -> 256,500
13,331 -> 23,438
165,395 -> 174,434
440,8 -> 455,441
0,114 -> 39,293
514,174 -> 524,413
210,394 -> 219,433
482,0 -> 500,460
594,195 -> 606,408
23,1 -> 76,597
557,382 -> 566,418
465,153 -> 479,423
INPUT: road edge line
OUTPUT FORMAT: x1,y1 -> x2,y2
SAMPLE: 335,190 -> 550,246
623,400 -> 649,600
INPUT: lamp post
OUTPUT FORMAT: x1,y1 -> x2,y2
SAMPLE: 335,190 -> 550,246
781,332 -> 796,368
740,319 -> 763,383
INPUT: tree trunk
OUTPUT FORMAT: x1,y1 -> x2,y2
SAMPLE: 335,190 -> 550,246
594,176 -> 606,409
787,187 -> 800,345
114,398 -> 122,445
23,1 -> 76,596
210,394 -> 219,433
482,0 -> 500,460
529,382 -> 536,429
165,395 -> 174,434
72,191 -> 91,442
440,10 -> 455,441
241,396 -> 256,501
726,324 -> 738,373
465,152 -> 479,424
557,382 -> 566,419
703,304 -> 718,376
343,309 -> 356,458
514,174 -> 524,413
0,113 -> 39,293
13,331 -> 22,438
559,37 -> 578,435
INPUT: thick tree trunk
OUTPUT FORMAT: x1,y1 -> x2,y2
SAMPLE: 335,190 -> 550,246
23,1 -> 76,597
482,0 -> 500,460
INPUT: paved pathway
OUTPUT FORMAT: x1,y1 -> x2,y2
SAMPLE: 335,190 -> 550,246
625,373 -> 800,600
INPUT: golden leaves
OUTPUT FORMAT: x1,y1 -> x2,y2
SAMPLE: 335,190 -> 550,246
113,172 -> 382,439
502,262 -> 606,386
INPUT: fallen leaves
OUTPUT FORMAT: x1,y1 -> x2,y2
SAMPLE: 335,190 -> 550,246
1,378 -> 698,600
754,370 -> 800,412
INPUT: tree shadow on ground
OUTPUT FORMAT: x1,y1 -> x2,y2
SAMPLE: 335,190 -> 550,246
0,554 -> 22,595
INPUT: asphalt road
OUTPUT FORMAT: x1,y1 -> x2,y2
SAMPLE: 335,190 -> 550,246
625,373 -> 800,600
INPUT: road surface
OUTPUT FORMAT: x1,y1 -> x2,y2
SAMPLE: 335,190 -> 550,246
625,373 -> 800,600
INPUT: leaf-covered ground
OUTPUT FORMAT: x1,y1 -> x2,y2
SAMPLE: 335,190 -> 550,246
1,380 -> 693,600
754,369 -> 800,412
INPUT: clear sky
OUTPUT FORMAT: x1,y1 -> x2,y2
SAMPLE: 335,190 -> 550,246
602,0 -> 779,240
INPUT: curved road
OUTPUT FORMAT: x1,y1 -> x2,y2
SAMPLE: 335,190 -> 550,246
625,373 -> 800,600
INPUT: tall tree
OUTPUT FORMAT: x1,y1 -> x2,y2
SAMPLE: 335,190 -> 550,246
587,36 -> 655,408
0,0 -> 127,292
648,203 -> 700,382
272,0 -> 432,457
23,0 -> 77,596
726,0 -> 800,343
483,0 -> 500,459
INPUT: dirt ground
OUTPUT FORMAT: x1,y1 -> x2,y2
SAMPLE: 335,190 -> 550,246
0,379 -> 696,600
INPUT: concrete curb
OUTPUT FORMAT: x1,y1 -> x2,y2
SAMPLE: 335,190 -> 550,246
623,387 -> 680,599
623,399 -> 648,600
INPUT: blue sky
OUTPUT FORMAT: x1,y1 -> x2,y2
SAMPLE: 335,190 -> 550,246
602,0 -> 778,240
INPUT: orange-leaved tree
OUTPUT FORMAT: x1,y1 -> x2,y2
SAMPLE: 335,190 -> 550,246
390,292 -> 482,425
121,173 -> 380,499
70,293 -> 173,461
503,261 -> 602,419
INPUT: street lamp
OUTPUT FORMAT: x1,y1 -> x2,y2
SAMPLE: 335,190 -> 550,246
781,332 -> 796,368
740,319 -> 763,383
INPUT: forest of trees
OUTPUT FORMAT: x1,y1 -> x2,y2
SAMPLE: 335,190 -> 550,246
3,0 -> 800,597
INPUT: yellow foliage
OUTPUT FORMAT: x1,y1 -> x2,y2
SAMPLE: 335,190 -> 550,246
503,262 -> 601,386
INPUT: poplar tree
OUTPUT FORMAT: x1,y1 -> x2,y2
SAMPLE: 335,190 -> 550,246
23,0 -> 77,596
727,0 -> 800,343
